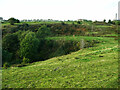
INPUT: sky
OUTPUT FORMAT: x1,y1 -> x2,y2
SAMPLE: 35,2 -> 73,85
0,0 -> 120,21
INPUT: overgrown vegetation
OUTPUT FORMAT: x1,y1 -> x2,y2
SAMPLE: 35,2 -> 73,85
2,36 -> 118,88
2,18 -> 119,66
2,18 -> 119,88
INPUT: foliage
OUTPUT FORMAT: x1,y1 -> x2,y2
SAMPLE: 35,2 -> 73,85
22,57 -> 30,64
2,50 -> 13,64
3,62 -> 10,69
8,17 -> 20,25
2,36 -> 118,88
61,21 -> 65,25
103,19 -> 106,23
2,33 -> 19,53
36,25 -> 52,38
1,21 -> 118,66
19,32 -> 39,61
18,30 -> 30,42
77,21 -> 81,24
114,20 -> 120,25
17,23 -> 29,31
108,19 -> 112,24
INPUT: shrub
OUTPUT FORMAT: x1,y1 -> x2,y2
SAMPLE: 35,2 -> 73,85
2,50 -> 13,64
18,30 -> 30,42
8,18 -> 20,25
3,62 -> 9,69
19,32 -> 39,61
61,22 -> 65,25
36,25 -> 52,38
22,57 -> 30,64
77,21 -> 81,24
2,33 -> 19,53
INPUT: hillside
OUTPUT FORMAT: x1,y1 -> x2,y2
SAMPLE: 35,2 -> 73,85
2,36 -> 118,88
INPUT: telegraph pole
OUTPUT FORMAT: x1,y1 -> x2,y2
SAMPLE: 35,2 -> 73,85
0,18 -> 2,90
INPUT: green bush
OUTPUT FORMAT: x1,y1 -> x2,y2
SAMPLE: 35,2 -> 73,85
19,32 -> 39,61
22,57 -> 30,64
2,33 -> 19,53
2,50 -> 13,64
37,25 -> 52,38
18,30 -> 30,42
77,21 -> 81,24
8,17 -> 20,25
3,62 -> 9,69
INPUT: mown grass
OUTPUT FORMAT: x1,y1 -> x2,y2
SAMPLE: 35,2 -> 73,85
95,25 -> 113,28
47,36 -> 115,43
2,36 -> 118,88
101,34 -> 118,37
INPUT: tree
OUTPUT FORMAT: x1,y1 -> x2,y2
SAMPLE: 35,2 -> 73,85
2,50 -> 12,64
115,20 -> 120,25
19,32 -> 39,61
117,21 -> 120,25
77,21 -> 81,24
103,19 -> 106,23
2,33 -> 19,53
16,19 -> 20,23
108,19 -> 112,24
61,21 -> 65,25
36,25 -> 52,38
18,30 -> 30,42
8,17 -> 20,25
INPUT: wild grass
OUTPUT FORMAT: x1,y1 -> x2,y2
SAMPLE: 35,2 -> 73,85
2,36 -> 118,88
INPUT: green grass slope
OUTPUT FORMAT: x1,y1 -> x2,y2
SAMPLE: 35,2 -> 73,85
2,36 -> 118,88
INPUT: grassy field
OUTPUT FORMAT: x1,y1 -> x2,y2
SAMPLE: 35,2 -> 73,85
2,36 -> 118,88
95,25 -> 113,28
2,21 -> 77,26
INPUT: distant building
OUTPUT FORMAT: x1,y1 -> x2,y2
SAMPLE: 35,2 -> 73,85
78,19 -> 87,21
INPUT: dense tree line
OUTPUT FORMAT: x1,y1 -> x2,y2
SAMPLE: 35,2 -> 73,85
2,25 -> 52,67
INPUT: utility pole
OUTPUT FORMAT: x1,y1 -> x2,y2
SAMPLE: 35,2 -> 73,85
0,17 -> 2,90
116,13 -> 117,20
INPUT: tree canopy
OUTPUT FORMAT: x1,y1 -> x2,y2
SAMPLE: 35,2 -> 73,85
8,17 -> 20,25
19,32 -> 39,61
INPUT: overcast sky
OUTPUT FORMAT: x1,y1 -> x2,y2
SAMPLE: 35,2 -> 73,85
0,0 -> 119,21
